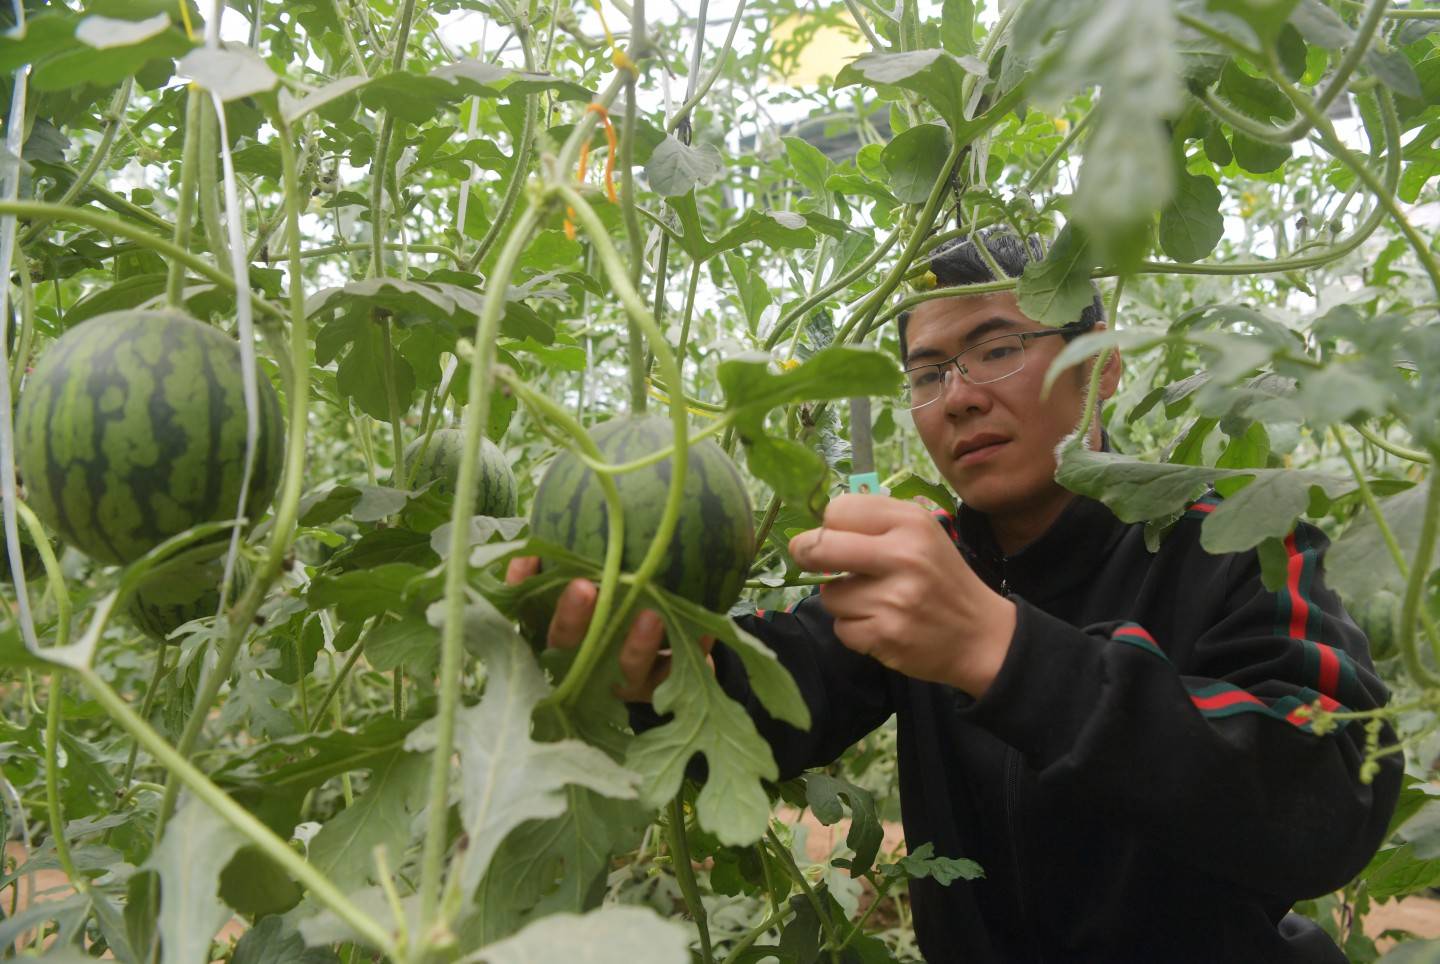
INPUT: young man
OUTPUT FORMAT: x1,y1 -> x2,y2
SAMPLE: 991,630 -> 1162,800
509,232 -> 1399,962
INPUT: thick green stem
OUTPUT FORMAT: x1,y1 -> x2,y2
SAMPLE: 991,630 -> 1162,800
667,795 -> 715,963
1022,106 -> 1093,193
166,89 -> 204,306
197,98 -> 231,267
0,200 -> 285,320
78,668 -> 395,954
1397,463 -> 1440,688
1332,428 -> 1440,663
381,316 -> 407,484
549,186 -> 690,706
419,201 -> 546,930
309,626 -> 371,731
1351,420 -> 1430,464
666,0 -> 748,134
675,257 -> 702,377
767,827 -> 841,961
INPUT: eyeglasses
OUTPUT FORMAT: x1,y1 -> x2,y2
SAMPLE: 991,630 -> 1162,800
902,330 -> 1068,410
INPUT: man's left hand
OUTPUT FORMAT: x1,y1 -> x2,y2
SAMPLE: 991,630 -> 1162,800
788,494 -> 1017,698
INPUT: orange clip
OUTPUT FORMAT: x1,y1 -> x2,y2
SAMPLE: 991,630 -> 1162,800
563,103 -> 619,240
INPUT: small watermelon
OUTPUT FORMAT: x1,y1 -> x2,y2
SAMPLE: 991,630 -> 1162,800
1351,591 -> 1401,661
127,541 -> 250,643
404,428 -> 517,517
530,415 -> 755,613
16,309 -> 284,565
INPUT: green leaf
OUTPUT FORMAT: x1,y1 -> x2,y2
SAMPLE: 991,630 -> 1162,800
144,797 -> 248,964
306,563 -> 430,620
178,46 -> 277,101
1015,223 -> 1097,328
881,124 -> 952,204
1288,0 -> 1353,49
308,748 -> 430,891
783,136 -> 833,197
646,136 -> 724,196
465,907 -> 690,964
652,587 -> 809,729
1366,48 -> 1423,100
834,50 -> 980,130
724,252 -> 774,336
1159,171 -> 1224,263
1218,60 -> 1296,122
469,789 -> 647,945
626,590 -> 792,845
1329,487 -> 1436,603
1230,131 -> 1291,173
31,20 -> 192,92
744,435 -> 830,522
803,773 -> 883,877
878,842 -> 983,884
887,471 -> 954,507
940,0 -> 977,55
232,915 -> 341,964
1206,0 -> 1302,43
405,609 -> 640,899
365,614 -> 439,674
717,346 -> 901,423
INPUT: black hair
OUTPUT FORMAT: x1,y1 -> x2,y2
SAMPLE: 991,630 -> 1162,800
897,229 -> 1104,363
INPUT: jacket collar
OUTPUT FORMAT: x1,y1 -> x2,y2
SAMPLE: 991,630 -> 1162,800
949,433 -> 1129,602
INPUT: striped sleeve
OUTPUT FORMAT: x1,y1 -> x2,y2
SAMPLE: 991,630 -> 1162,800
960,511 -> 1400,900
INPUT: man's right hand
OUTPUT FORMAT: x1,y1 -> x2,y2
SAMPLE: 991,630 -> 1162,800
505,556 -> 713,702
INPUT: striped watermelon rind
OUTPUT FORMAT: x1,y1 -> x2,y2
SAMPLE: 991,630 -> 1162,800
404,428 -> 518,518
530,415 -> 756,613
16,309 -> 285,565
126,541 -> 250,643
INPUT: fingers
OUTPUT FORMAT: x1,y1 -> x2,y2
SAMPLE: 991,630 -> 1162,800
546,578 -> 596,650
505,555 -> 540,586
821,493 -> 929,535
615,610 -> 667,701
789,528 -> 891,577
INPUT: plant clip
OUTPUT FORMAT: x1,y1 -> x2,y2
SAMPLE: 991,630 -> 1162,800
177,0 -> 197,42
563,103 -> 620,239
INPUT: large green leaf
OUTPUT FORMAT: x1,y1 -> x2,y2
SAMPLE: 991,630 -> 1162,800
405,603 -> 640,899
881,124 -> 952,204
461,907 -> 690,964
308,747 -> 430,892
1015,223 -> 1096,328
833,49 -> 981,130
1159,171 -> 1224,263
144,797 -> 247,964
646,136 -> 724,196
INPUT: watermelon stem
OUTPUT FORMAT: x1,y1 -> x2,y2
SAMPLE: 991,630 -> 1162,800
165,89 -> 203,308
548,186 -> 694,709
423,68 -> 634,931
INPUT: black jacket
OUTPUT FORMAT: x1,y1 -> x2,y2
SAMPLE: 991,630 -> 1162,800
718,493 -> 1401,963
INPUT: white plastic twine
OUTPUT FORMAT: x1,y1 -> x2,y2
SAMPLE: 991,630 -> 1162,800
0,0 -> 42,656
204,0 -> 263,616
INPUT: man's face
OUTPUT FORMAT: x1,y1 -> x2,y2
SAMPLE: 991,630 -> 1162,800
904,292 -> 1117,519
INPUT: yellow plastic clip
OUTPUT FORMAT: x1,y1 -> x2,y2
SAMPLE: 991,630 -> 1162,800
178,0 -> 197,42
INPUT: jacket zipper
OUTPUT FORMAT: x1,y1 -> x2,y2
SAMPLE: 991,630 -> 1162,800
997,558 -> 1037,957
1004,746 -> 1037,959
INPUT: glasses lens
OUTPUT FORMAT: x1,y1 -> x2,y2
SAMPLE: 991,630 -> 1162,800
903,366 -> 945,409
963,334 -> 1026,385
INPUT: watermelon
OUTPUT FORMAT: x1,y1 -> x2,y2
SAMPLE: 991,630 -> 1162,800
1351,591 -> 1401,661
404,428 -> 517,517
127,541 -> 250,642
16,309 -> 285,565
530,415 -> 755,613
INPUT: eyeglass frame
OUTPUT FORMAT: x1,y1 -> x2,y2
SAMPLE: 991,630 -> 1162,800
901,328 -> 1070,411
